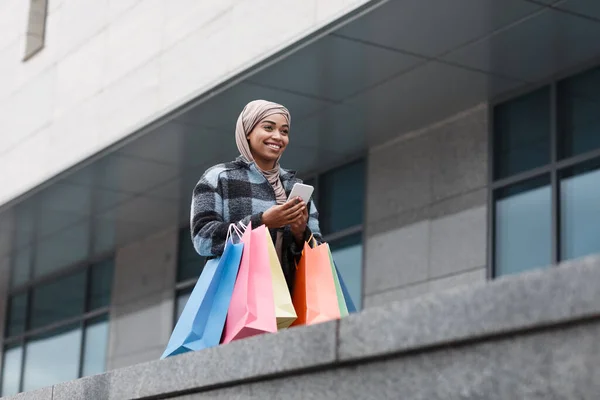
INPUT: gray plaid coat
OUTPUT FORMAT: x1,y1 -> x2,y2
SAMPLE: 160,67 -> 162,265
190,156 -> 322,289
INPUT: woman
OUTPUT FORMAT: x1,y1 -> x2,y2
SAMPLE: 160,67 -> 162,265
190,99 -> 323,289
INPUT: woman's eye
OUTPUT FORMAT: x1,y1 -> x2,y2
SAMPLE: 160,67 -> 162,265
263,125 -> 273,131
282,130 -> 289,135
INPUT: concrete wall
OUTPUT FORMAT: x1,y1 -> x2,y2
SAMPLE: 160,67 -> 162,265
0,0 -> 377,207
8,255 -> 600,400
364,104 -> 489,307
107,227 -> 178,369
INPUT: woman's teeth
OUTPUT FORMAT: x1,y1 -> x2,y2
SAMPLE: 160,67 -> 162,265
267,144 -> 280,150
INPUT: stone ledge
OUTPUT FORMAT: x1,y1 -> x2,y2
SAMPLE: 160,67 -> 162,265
6,255 -> 600,400
339,255 -> 600,361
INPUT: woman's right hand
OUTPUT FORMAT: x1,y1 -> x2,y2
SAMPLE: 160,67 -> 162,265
262,198 -> 307,229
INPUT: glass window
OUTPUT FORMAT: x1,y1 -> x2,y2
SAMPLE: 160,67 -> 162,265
34,221 -> 90,279
30,271 -> 86,330
560,160 -> 600,261
495,176 -> 552,276
177,229 -> 204,283
494,87 -> 551,179
88,259 -> 114,310
558,67 -> 600,159
81,315 -> 109,377
6,293 -> 28,338
22,324 -> 82,392
1,345 -> 23,397
330,233 -> 363,310
175,288 -> 193,321
11,250 -> 31,288
318,160 -> 365,235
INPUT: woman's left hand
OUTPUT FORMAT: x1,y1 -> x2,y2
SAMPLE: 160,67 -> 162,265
290,202 -> 309,244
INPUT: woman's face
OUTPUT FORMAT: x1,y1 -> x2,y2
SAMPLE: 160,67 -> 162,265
247,113 -> 289,168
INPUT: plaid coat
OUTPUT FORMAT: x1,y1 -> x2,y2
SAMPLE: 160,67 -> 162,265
190,156 -> 323,289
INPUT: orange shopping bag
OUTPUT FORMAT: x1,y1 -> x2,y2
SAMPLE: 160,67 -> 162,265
291,240 -> 341,326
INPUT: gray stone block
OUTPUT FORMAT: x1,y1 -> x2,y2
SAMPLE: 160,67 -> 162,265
428,187 -> 487,220
428,267 -> 486,293
192,322 -> 600,399
108,291 -> 173,362
366,133 -> 433,224
112,228 -> 177,306
53,374 -> 111,400
365,221 -> 429,295
339,255 -> 600,362
430,106 -> 488,202
429,206 -> 487,278
167,385 -> 251,400
105,320 -> 337,399
364,281 -> 430,309
3,386 -> 53,400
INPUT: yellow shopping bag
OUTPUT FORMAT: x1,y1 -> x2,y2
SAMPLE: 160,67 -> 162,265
265,233 -> 297,329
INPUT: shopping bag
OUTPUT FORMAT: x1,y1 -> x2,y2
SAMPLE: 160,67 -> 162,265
221,223 -> 277,343
291,241 -> 341,326
161,234 -> 243,358
328,248 -> 349,318
265,231 -> 297,329
333,260 -> 357,314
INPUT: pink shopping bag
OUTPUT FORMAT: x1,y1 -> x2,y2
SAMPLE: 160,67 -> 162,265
221,223 -> 277,343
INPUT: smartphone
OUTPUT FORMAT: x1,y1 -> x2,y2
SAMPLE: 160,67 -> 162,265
287,183 -> 314,204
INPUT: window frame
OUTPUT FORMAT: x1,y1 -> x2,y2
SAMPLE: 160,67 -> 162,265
489,65 -> 600,278
1,251 -> 114,395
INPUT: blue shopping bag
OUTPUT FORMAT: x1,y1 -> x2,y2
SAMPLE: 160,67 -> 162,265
334,263 -> 357,314
161,239 -> 243,359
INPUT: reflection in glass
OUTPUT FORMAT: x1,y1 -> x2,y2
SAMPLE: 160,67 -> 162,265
30,271 -> 85,330
330,233 -> 363,310
494,87 -> 550,179
1,345 -> 23,396
177,228 -> 204,283
495,176 -> 552,276
560,161 -> 600,260
34,221 -> 90,278
319,160 -> 365,235
558,66 -> 600,158
6,293 -> 28,337
82,316 -> 109,377
23,325 -> 82,392
89,259 -> 114,310
11,250 -> 31,288
176,288 -> 192,322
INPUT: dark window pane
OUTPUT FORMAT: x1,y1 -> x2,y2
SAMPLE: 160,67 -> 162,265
6,293 -> 28,338
558,67 -> 600,159
494,87 -> 551,179
175,287 -> 193,324
1,345 -> 23,396
34,221 -> 90,279
82,315 -> 109,377
30,271 -> 85,330
11,249 -> 31,288
495,175 -> 552,276
560,159 -> 600,260
23,324 -> 82,392
88,259 -> 114,310
177,228 -> 204,282
330,233 -> 363,310
319,160 -> 365,235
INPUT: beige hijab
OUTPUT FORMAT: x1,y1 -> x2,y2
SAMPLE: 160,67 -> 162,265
235,99 -> 291,205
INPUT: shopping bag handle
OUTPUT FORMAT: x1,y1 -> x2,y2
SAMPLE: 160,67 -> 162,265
226,223 -> 245,243
308,233 -> 317,248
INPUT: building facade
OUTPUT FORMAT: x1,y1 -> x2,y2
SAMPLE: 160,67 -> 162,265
1,0 -> 599,395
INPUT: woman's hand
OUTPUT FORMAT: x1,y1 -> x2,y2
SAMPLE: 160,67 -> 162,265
262,198 -> 307,229
290,204 -> 309,245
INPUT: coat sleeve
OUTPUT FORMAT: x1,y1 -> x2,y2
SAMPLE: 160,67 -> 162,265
190,167 -> 263,257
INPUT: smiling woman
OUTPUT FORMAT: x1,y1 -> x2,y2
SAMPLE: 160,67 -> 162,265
190,100 -> 323,289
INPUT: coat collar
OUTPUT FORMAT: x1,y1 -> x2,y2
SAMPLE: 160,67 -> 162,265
234,156 -> 298,183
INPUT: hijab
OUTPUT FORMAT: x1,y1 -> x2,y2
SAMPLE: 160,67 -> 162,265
235,99 -> 291,205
